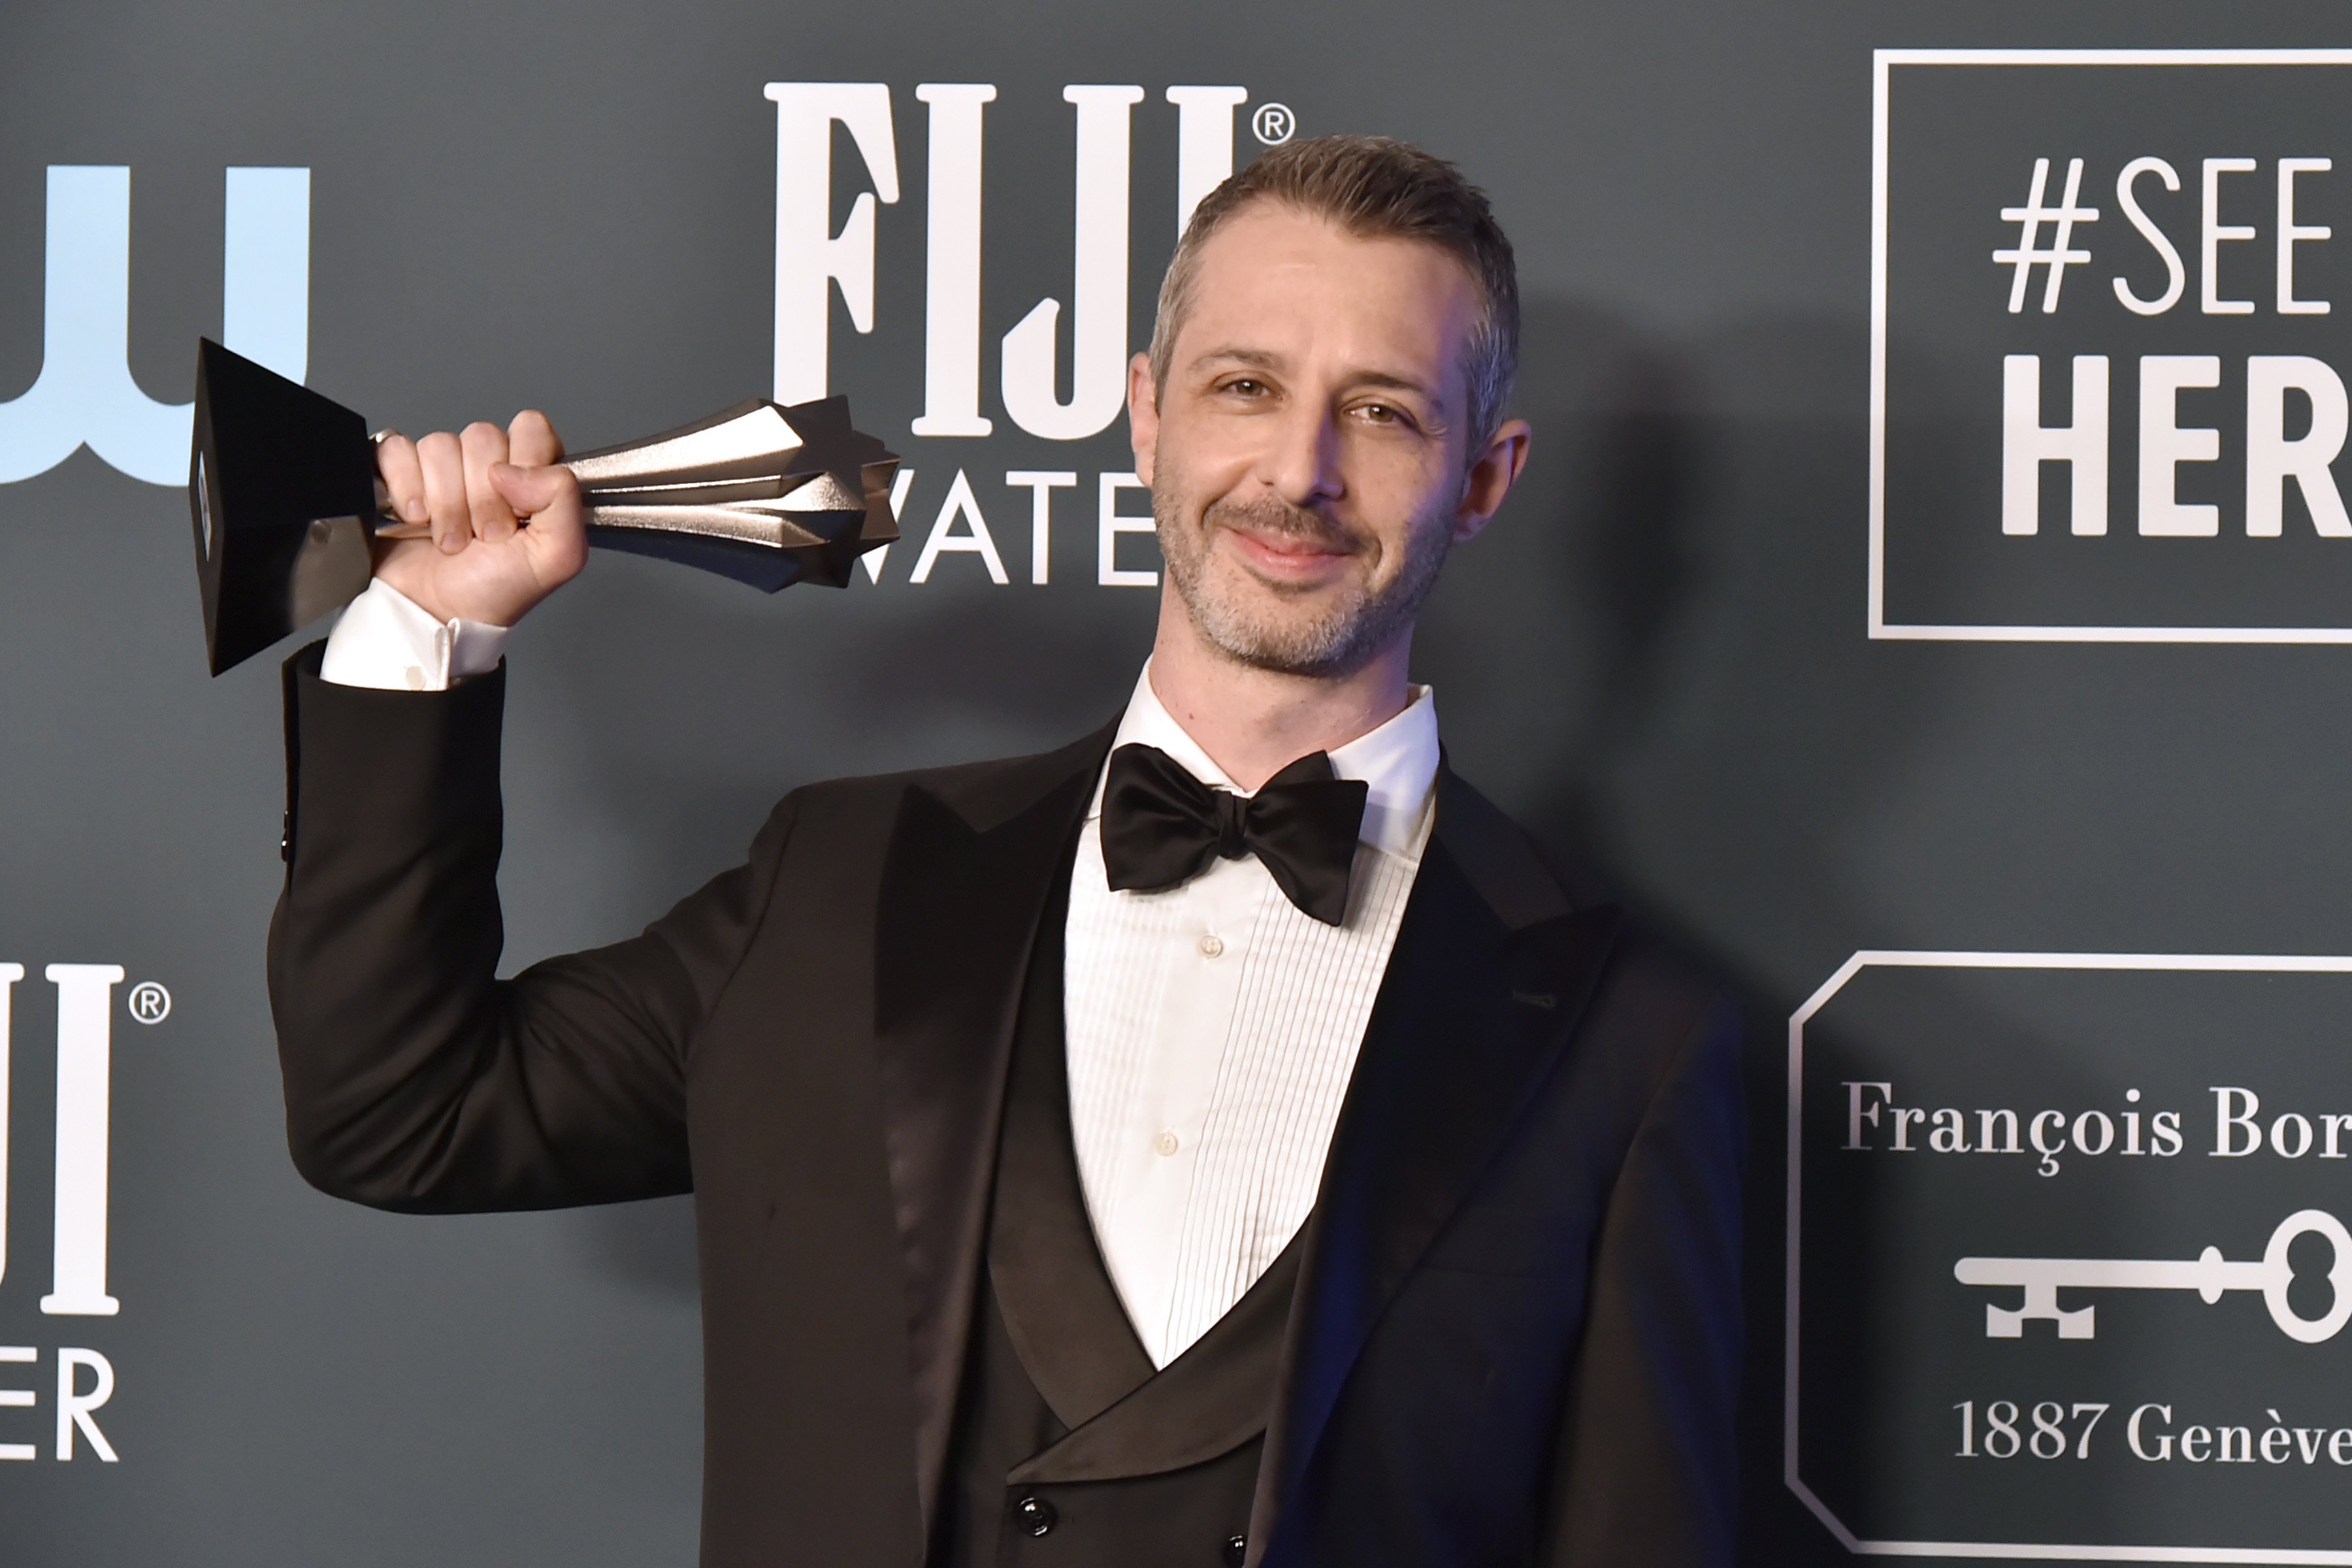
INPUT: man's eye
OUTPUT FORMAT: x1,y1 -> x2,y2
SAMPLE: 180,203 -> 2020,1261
1224,378 -> 1266,397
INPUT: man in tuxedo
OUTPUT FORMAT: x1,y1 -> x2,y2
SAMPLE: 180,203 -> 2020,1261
271,136 -> 1742,1566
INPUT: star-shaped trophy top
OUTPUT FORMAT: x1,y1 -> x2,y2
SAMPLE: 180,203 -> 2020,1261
563,396 -> 900,589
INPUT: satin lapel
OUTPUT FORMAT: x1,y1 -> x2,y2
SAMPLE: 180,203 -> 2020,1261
1250,771 -> 1621,1565
988,877 -> 1158,1430
871,727 -> 1111,1548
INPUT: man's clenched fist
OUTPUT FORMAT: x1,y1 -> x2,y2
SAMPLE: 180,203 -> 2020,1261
372,410 -> 588,627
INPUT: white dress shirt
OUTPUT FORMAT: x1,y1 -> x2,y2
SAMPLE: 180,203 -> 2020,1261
1065,668 -> 1437,1365
319,592 -> 1441,1368
319,579 -> 509,690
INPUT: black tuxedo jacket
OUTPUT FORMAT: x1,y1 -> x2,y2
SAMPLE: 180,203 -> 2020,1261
268,645 -> 1744,1567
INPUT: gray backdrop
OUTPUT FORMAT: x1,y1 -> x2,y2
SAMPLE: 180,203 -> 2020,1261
6,2 -> 2351,1563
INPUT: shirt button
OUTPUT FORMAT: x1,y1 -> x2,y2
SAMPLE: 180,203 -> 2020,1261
403,664 -> 427,691
1012,1493 -> 1056,1537
1152,1130 -> 1180,1157
1198,934 -> 1225,958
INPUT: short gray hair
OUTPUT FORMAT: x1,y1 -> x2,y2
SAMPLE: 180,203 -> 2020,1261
1148,135 -> 1521,449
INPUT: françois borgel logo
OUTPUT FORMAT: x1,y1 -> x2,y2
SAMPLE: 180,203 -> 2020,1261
1,964 -> 169,1467
1789,951 -> 2352,1563
1871,50 -> 2352,643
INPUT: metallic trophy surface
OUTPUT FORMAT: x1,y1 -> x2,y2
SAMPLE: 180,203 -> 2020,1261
189,338 -> 900,675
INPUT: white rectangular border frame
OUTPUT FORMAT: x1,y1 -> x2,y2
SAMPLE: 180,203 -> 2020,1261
1786,948 -> 2352,1562
1868,49 -> 2352,645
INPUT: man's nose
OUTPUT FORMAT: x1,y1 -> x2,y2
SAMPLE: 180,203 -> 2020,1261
1262,400 -> 1345,509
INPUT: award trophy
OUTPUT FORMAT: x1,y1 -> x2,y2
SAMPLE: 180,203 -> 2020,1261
188,338 -> 900,675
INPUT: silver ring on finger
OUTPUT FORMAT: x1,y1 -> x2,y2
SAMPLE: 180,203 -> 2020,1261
370,427 -> 402,445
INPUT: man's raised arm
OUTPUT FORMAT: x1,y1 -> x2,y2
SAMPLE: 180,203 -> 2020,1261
267,410 -> 777,1213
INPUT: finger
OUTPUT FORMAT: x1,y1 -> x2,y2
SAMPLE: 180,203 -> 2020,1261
461,421 -> 518,544
417,430 -> 471,554
488,461 -> 576,519
508,408 -> 563,468
375,432 -> 429,525
491,461 -> 589,583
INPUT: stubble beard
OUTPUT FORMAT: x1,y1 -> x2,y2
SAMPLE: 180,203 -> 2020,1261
1153,465 -> 1460,679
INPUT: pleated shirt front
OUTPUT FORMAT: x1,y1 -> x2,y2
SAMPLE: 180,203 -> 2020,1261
1062,665 -> 1437,1367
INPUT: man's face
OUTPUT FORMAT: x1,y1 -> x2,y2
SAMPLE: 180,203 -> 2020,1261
1130,203 -> 1507,679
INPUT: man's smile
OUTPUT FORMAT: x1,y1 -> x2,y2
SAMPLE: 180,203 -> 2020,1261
1205,504 -> 1367,589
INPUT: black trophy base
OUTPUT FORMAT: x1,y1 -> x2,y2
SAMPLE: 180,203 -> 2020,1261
191,339 -> 380,677
189,340 -> 897,676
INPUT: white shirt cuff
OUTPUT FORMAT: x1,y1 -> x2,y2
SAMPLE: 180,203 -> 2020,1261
318,580 -> 511,691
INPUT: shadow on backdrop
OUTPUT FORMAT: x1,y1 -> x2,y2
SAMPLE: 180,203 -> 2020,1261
1419,296 -> 1982,1559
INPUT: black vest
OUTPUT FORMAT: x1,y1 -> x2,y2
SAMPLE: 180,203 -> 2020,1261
932,872 -> 1303,1568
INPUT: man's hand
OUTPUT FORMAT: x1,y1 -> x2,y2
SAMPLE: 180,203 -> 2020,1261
372,411 -> 588,627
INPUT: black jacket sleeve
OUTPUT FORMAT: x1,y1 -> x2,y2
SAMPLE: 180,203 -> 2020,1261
267,645 -> 793,1213
1539,990 -> 1746,1567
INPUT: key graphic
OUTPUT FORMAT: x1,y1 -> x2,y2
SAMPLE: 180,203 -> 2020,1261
1954,1210 -> 2352,1344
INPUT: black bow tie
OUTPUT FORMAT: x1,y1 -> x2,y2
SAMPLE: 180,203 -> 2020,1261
1099,743 -> 1369,926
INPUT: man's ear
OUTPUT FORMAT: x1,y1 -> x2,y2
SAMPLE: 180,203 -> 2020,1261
1452,417 -> 1531,544
1127,352 -> 1160,486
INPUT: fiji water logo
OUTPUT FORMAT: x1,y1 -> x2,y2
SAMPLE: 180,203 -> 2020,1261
768,82 -> 1293,588
1,964 -> 171,1465
766,81 -> 1284,433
